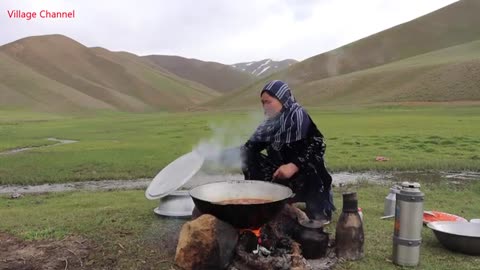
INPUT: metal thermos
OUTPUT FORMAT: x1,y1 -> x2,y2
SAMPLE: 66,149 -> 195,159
384,185 -> 401,216
392,182 -> 424,267
335,192 -> 364,260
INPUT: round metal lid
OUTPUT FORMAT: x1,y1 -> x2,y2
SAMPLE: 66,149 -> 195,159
401,181 -> 421,188
145,151 -> 204,200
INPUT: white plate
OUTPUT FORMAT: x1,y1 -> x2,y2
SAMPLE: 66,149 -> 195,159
145,151 -> 204,200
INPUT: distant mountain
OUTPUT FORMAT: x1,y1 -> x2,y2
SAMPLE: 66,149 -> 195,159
143,55 -> 256,93
206,0 -> 480,109
231,59 -> 298,77
0,35 -> 220,112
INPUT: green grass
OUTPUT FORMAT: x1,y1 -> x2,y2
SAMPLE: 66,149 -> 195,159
333,180 -> 480,270
0,189 -> 181,269
0,180 -> 479,269
0,190 -> 158,240
0,105 -> 479,185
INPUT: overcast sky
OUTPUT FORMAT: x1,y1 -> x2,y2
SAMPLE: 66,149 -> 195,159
1,0 -> 458,64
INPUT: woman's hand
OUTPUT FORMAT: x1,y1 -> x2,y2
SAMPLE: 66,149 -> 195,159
273,163 -> 299,180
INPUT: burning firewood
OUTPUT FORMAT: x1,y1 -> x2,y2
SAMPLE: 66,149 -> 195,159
178,204 -> 336,270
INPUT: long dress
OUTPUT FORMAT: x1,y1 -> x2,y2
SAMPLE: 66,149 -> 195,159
241,121 -> 335,220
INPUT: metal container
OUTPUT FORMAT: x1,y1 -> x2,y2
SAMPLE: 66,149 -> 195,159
335,192 -> 364,260
153,190 -> 195,217
384,185 -> 401,216
294,219 -> 329,259
427,221 -> 480,255
392,182 -> 424,267
189,180 -> 293,229
145,151 -> 204,216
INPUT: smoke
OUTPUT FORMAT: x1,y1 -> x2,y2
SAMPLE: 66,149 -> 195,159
193,110 -> 264,173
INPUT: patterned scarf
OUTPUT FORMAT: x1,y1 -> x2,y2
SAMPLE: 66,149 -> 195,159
250,80 -> 311,150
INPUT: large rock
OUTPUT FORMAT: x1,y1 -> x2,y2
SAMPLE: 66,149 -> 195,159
175,214 -> 238,270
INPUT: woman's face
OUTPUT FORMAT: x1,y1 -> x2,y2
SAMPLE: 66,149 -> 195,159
261,91 -> 283,118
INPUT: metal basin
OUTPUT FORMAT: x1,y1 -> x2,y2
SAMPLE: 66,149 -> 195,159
154,190 -> 194,217
427,221 -> 480,255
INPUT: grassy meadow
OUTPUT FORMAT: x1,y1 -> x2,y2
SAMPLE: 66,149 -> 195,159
0,105 -> 479,185
1,104 -> 479,269
0,180 -> 479,269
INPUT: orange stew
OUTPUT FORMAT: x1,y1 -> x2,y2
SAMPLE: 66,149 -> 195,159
218,198 -> 272,205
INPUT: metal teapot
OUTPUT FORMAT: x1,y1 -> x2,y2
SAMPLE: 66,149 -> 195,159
294,219 -> 329,259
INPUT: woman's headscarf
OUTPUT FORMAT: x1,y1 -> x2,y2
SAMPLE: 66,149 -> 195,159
250,80 -> 311,149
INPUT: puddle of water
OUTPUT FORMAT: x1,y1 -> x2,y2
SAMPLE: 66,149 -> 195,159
387,171 -> 480,184
329,172 -> 393,186
46,137 -> 78,144
0,138 -> 78,156
183,171 -> 395,188
0,171 -> 478,195
2,171 -> 375,195
443,172 -> 480,181
0,179 -> 151,195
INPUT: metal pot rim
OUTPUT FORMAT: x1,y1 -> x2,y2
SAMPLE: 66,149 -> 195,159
189,180 -> 293,204
427,221 -> 480,238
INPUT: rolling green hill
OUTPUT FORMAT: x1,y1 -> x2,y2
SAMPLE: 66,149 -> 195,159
207,0 -> 480,109
144,55 -> 256,93
285,0 -> 480,85
0,35 -> 221,112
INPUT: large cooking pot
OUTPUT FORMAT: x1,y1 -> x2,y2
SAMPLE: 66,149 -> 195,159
427,221 -> 480,255
189,180 -> 293,229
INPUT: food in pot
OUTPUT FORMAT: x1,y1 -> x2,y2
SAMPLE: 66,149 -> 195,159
217,198 -> 272,205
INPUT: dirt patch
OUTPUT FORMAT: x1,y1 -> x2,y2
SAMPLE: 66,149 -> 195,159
0,233 -> 92,270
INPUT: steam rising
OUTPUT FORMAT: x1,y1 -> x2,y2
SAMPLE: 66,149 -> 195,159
193,111 -> 264,173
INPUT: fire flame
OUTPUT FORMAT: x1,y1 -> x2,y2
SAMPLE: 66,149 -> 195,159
250,228 -> 261,238
240,228 -> 262,243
